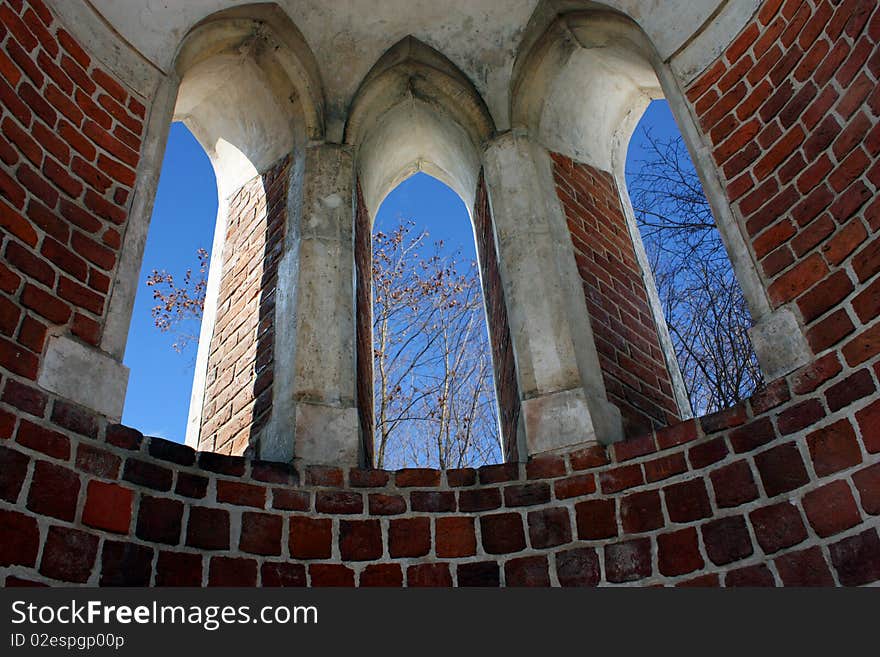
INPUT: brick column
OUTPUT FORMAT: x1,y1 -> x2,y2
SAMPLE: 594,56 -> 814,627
482,133 -> 624,456
264,143 -> 361,466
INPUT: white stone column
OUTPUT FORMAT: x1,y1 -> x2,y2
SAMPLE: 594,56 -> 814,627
482,133 -> 624,457
262,143 -> 361,466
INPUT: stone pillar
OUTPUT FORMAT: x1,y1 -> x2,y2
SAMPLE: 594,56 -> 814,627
482,133 -> 624,456
263,144 -> 361,466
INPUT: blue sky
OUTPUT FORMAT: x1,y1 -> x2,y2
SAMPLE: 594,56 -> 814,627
121,100 -> 680,443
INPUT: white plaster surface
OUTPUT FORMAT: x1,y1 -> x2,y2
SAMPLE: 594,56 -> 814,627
85,0 -> 733,131
39,336 -> 130,420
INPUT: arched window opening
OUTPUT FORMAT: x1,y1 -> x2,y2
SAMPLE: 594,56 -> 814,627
121,123 -> 217,443
512,10 -> 776,437
371,173 -> 502,469
626,100 -> 763,416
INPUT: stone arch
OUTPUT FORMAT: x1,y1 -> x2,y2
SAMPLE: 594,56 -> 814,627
508,6 -> 811,417
343,38 -> 523,460
97,3 -> 327,455
345,36 -> 495,218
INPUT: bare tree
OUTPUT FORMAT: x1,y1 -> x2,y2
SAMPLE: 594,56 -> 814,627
628,130 -> 763,415
372,220 -> 500,469
147,224 -> 501,468
145,247 -> 208,352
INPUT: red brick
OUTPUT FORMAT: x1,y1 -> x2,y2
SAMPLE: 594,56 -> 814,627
842,322 -> 880,367
436,516 -> 477,557
807,309 -> 855,352
446,468 -> 476,487
755,442 -> 810,497
553,473 -> 596,499
750,500 -> 807,555
0,335 -> 39,379
711,460 -> 759,508
216,480 -> 265,508
458,486 -> 501,512
407,563 -> 452,587
503,482 -> 550,507
367,493 -> 405,515
655,419 -> 699,449
100,541 -> 153,586
82,480 -> 132,534
136,495 -> 183,545
388,516 -> 431,557
27,460 -> 79,521
238,512 -> 282,556
829,529 -> 880,586
348,468 -> 389,487
802,479 -> 861,538
658,527 -> 704,577
395,467 -> 440,487
777,399 -> 826,435
604,537 -> 652,583
853,462 -> 880,515
175,473 -> 208,499
289,516 -> 331,559
339,519 -> 382,561
505,555 -> 550,587
478,462 -> 520,484
0,446 -> 30,503
480,512 -> 525,554
309,564 -> 354,587
457,561 -> 500,587
156,551 -> 202,586
526,453 -> 566,478
208,556 -> 257,587
2,378 -> 46,416
359,564 -> 402,587
775,545 -> 834,586
0,508 -> 40,567
569,445 -> 609,471
599,463 -> 644,493
726,564 -> 775,587
620,489 -> 663,533
185,507 -> 230,550
527,506 -> 572,549
314,490 -> 362,514
122,458 -> 172,492
701,515 -> 753,566
663,478 -> 712,523
644,452 -> 687,482
39,526 -> 97,583
410,490 -> 455,512
555,547 -> 600,587
575,498 -> 617,540
304,464 -> 343,487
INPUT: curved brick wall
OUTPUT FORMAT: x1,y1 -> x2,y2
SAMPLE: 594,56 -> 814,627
0,1 -> 878,586
0,367 -> 877,586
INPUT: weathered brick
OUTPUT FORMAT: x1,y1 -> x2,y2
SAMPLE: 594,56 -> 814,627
289,516 -> 331,559
480,512 -> 525,554
82,480 -> 132,534
802,479 -> 861,538
749,502 -> 807,554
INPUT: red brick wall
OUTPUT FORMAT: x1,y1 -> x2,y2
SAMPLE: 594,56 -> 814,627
198,157 -> 289,456
473,172 -> 520,460
355,181 -> 373,464
551,153 -> 681,435
0,0 -> 144,375
0,371 -> 877,586
686,0 -> 879,361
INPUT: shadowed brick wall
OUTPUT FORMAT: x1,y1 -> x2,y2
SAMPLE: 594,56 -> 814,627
473,172 -> 520,461
0,0 -> 144,374
354,181 -> 374,465
551,153 -> 681,435
197,156 -> 290,456
0,376 -> 876,586
686,0 -> 879,362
